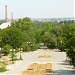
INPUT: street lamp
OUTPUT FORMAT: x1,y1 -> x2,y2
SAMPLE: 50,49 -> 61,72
20,48 -> 23,60
27,42 -> 30,44
10,49 -> 15,63
27,42 -> 30,51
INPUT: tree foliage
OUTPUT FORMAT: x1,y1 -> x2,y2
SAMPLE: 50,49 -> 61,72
3,44 -> 12,55
63,24 -> 75,66
0,18 -> 74,66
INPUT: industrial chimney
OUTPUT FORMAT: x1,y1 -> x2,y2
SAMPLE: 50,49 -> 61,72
5,5 -> 8,23
11,12 -> 13,22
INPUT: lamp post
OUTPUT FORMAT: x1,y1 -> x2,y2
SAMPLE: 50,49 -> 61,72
60,40 -> 63,51
20,48 -> 23,60
10,49 -> 15,63
27,42 -> 30,51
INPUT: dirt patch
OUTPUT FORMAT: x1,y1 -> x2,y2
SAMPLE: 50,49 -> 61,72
38,55 -> 51,58
22,63 -> 53,75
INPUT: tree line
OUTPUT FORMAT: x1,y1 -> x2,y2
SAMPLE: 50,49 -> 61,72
0,17 -> 75,66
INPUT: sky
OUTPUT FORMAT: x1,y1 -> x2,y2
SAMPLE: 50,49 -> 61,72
0,0 -> 74,19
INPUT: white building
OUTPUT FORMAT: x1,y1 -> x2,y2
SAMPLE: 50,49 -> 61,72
0,23 -> 11,29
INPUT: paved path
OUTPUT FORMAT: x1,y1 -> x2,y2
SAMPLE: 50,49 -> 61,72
52,49 -> 75,75
0,49 -> 75,75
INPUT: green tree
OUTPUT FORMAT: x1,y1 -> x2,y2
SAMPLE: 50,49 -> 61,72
3,44 -> 12,55
1,26 -> 24,49
63,23 -> 75,67
0,29 -> 2,47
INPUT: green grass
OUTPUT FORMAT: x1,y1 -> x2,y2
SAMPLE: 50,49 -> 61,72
13,58 -> 23,61
0,66 -> 7,72
0,62 -> 7,72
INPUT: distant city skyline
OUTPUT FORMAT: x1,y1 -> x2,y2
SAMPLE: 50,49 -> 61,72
0,0 -> 74,19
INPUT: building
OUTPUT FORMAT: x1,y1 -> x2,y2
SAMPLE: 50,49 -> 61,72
0,23 -> 10,29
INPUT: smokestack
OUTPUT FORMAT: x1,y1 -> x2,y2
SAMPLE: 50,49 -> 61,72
5,5 -> 8,23
11,12 -> 13,22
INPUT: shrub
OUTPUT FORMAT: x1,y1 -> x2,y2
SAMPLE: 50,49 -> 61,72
0,66 -> 7,72
0,54 -> 2,58
3,44 -> 12,55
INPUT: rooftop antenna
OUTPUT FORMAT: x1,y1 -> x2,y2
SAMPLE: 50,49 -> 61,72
5,0 -> 8,23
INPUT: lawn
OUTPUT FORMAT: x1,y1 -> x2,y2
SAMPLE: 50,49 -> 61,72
0,61 -> 7,72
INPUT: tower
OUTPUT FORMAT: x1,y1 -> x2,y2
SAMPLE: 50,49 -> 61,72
11,12 -> 13,22
5,5 -> 8,23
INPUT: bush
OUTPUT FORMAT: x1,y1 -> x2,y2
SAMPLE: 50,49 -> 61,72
3,44 -> 12,55
31,43 -> 39,51
0,66 -> 7,72
21,42 -> 30,52
0,54 -> 2,58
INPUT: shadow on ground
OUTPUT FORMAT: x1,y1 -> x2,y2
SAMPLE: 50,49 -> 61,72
59,60 -> 70,65
56,60 -> 75,75
55,69 -> 75,75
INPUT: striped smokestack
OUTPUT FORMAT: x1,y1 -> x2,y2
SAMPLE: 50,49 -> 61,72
5,5 -> 8,23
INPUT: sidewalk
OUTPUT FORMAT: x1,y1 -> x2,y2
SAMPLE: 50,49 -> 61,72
51,50 -> 75,75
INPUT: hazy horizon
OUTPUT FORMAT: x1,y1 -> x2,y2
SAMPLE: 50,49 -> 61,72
0,0 -> 74,19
